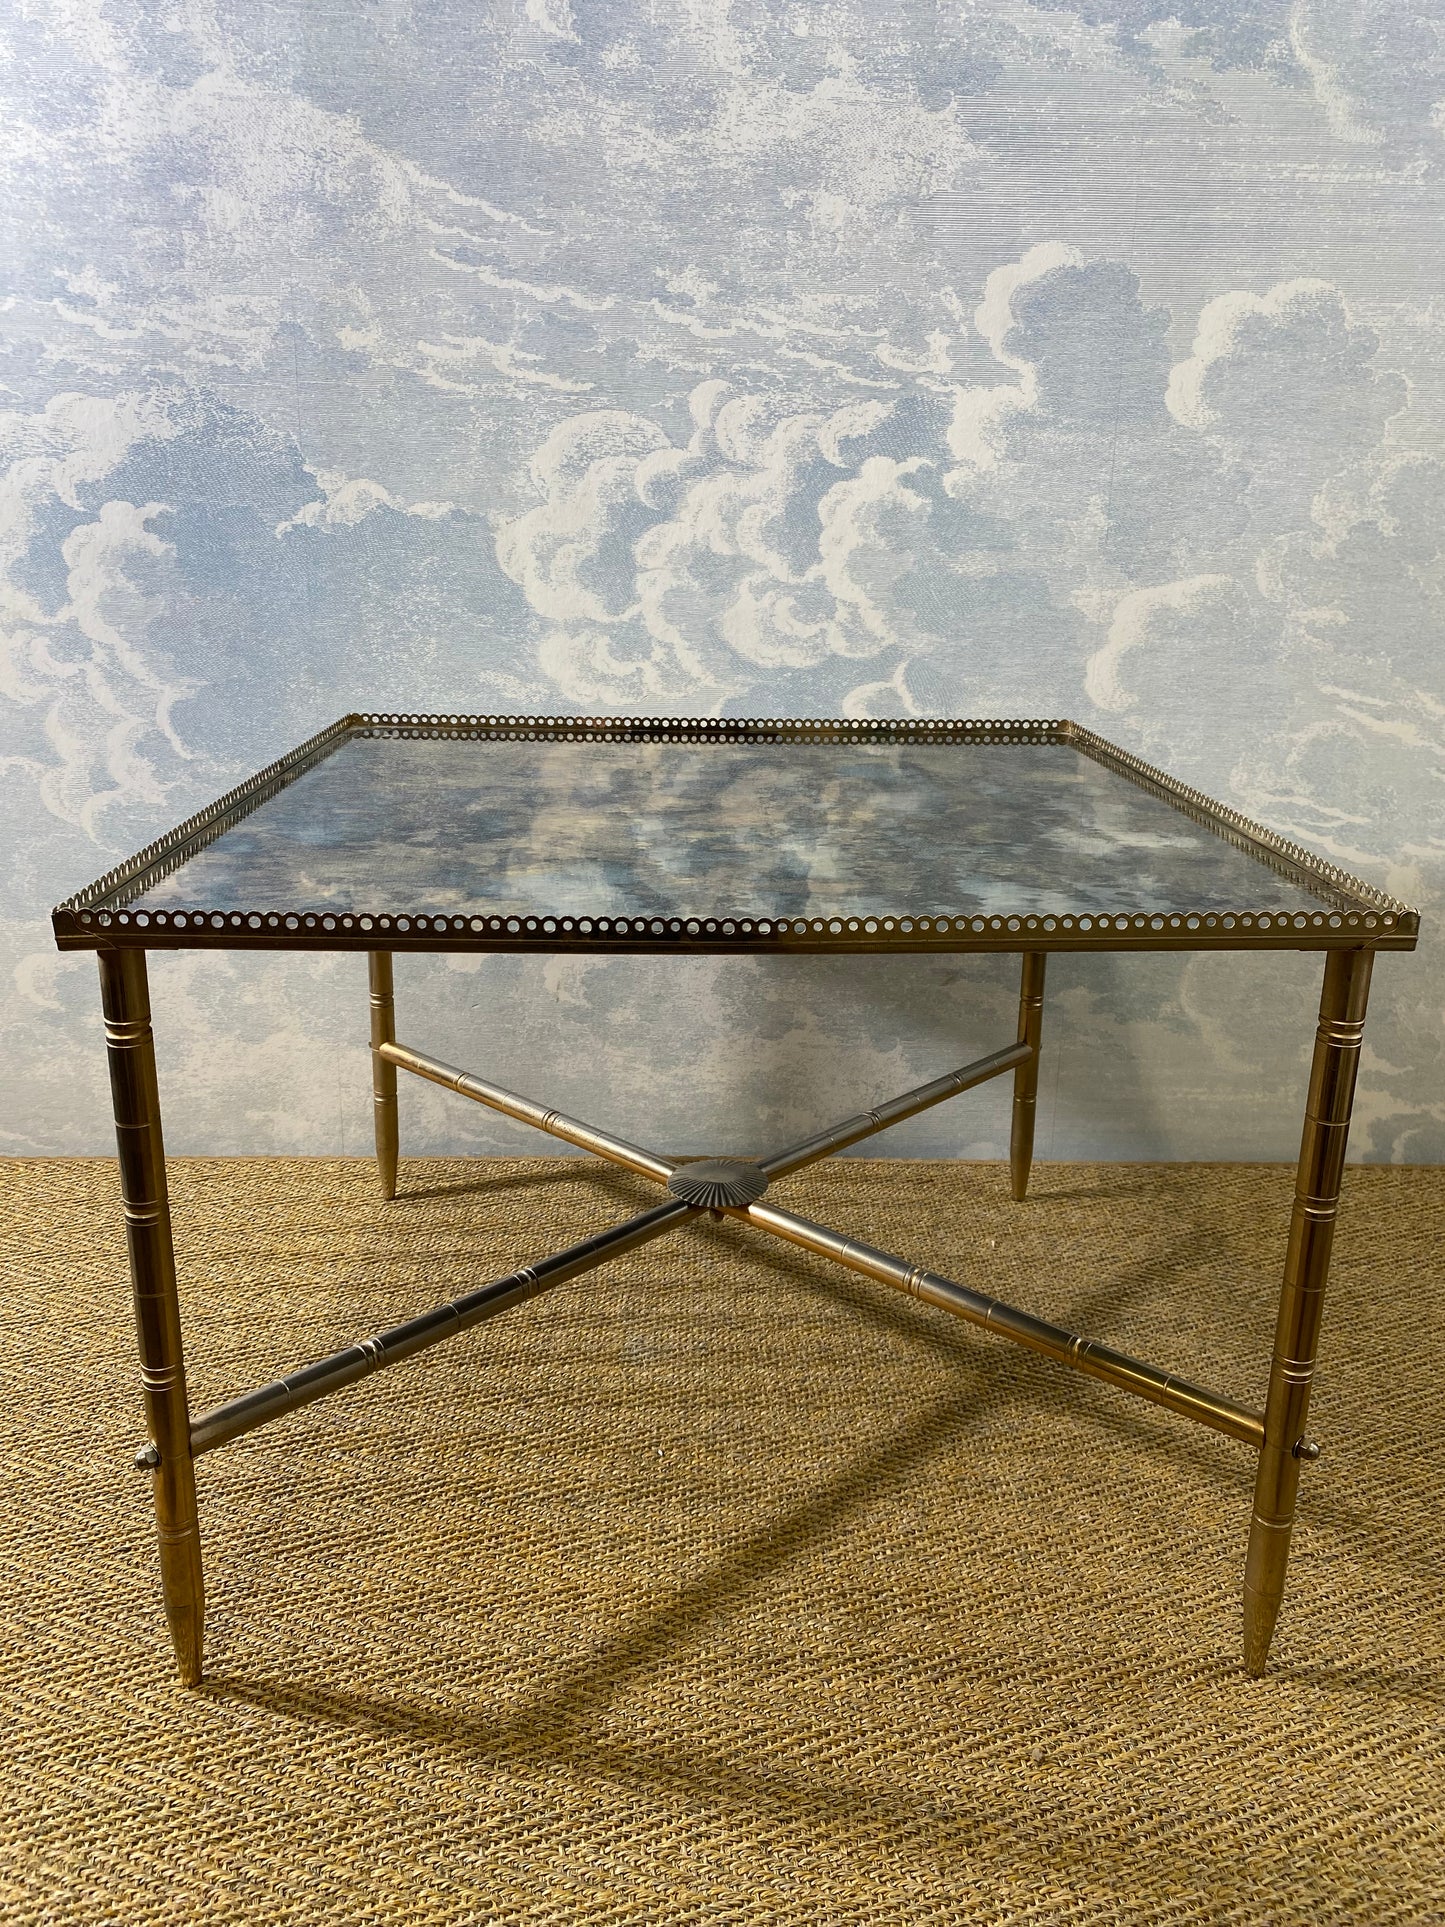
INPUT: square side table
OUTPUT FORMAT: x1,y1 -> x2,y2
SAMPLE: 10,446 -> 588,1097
52,714 -> 1419,1685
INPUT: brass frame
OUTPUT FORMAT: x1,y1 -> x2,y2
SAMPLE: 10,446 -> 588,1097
1010,952 -> 1046,1202
70,715 -> 1418,1688
1242,947 -> 1372,1673
53,714 -> 1417,956
368,951 -> 399,1201
98,951 -> 204,1686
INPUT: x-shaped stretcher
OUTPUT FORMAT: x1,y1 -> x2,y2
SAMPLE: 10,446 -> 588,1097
185,952 -> 1262,1524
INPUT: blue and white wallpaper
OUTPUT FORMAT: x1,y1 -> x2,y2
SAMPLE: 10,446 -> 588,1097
4,2 -> 1441,1165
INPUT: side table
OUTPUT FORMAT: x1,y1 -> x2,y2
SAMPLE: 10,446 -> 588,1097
52,714 -> 1419,1684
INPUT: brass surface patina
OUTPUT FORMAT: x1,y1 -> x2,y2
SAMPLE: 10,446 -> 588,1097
97,951 -> 204,1686
56,715 -> 1418,1687
53,714 -> 1418,955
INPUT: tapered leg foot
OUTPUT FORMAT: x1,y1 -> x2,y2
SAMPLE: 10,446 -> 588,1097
1009,952 -> 1046,1201
100,949 -> 205,1685
1242,1532 -> 1287,1678
369,950 -> 399,1200
1241,946 -> 1371,1676
157,1516 -> 206,1685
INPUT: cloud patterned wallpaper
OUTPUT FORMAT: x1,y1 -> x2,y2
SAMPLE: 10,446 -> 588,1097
3,1 -> 1440,1167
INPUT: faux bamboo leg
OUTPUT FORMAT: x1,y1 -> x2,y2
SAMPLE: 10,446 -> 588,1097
369,950 -> 399,1200
1009,951 -> 1047,1201
99,949 -> 204,1686
1242,946 -> 1373,1677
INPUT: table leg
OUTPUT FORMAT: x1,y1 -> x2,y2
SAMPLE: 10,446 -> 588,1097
99,949 -> 204,1685
369,950 -> 399,1200
1243,945 -> 1373,1676
1009,952 -> 1047,1201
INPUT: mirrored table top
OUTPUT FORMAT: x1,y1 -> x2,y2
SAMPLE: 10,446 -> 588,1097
53,716 -> 1417,954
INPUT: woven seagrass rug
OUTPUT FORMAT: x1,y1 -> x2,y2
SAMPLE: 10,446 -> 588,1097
3,1156 -> 1442,1925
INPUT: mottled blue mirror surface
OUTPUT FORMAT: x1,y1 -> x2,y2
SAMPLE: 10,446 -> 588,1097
126,733 -> 1337,922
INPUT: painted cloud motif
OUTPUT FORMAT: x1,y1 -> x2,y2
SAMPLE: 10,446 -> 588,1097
1,0 -> 1440,1162
493,254 -> 1412,742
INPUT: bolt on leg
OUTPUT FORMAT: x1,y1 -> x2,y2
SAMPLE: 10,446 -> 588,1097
369,950 -> 399,1200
